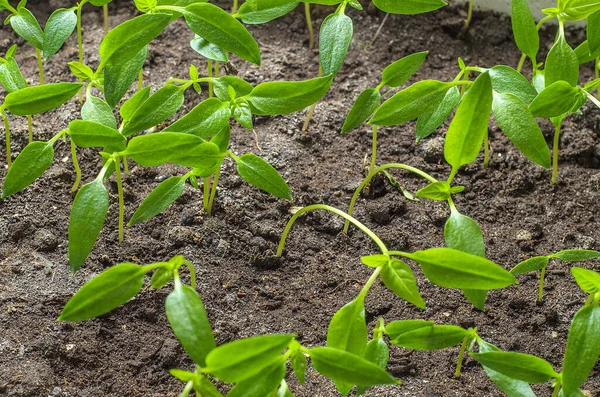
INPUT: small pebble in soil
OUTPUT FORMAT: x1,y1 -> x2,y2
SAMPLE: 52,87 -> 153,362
167,226 -> 202,247
158,339 -> 180,368
416,136 -> 445,163
32,228 -> 58,252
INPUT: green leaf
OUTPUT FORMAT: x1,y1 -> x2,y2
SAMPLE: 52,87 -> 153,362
210,124 -> 231,153
370,80 -> 452,126
1,141 -> 54,197
510,256 -> 550,275
385,319 -> 433,340
169,369 -> 195,383
291,349 -> 307,384
529,81 -> 586,118
233,99 -> 253,130
120,86 -> 151,123
213,76 -> 254,102
407,247 -> 518,290
559,0 -> 600,20
68,120 -> 126,150
356,337 -> 390,396
42,8 -> 77,60
444,72 -> 492,169
309,347 -> 399,386
319,13 -> 353,76
552,249 -> 600,261
166,283 -> 216,367
9,8 -> 44,49
81,95 -> 117,130
227,356 -> 286,397
574,40 -> 600,64
99,14 -> 170,67
204,334 -> 294,383
68,179 -> 109,272
478,340 -> 536,397
246,75 -> 333,116
341,88 -> 381,134
470,351 -> 558,383
150,267 -> 173,289
360,254 -> 389,268
371,0 -> 447,14
562,305 -> 600,394
415,86 -> 460,141
511,0 -> 539,62
124,132 -> 224,169
235,153 -> 292,200
69,62 -> 95,81
236,0 -> 299,24
122,85 -> 185,136
105,46 -> 148,108
90,0 -> 113,5
588,10 -> 600,54
165,98 -> 231,139
274,379 -> 294,397
4,82 -> 83,116
195,375 -> 224,397
190,35 -> 229,62
489,65 -> 538,104
381,259 -> 425,309
327,298 -> 367,356
128,176 -> 186,225
182,3 -> 260,65
0,58 -> 27,93
545,35 -> 579,87
571,267 -> 600,294
492,92 -> 550,168
381,51 -> 428,87
416,181 -> 456,201
58,263 -> 149,321
388,323 -> 470,350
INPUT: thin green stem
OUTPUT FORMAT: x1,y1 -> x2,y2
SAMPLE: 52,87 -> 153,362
137,70 -> 143,92
208,59 -> 213,98
203,175 -> 212,212
386,250 -> 412,258
447,166 -> 459,185
206,166 -> 221,216
27,115 -> 33,143
115,156 -> 125,243
344,163 -> 438,233
277,204 -> 388,257
483,128 -> 489,168
454,335 -> 470,378
358,267 -> 382,301
464,0 -> 473,30
182,260 -> 197,289
305,3 -> 314,49
2,110 -> 11,168
35,48 -> 44,85
551,381 -> 560,397
103,4 -> 109,34
232,0 -> 239,13
369,125 -> 378,175
551,118 -> 562,184
70,140 -> 82,192
123,156 -> 130,174
180,380 -> 194,397
215,61 -> 220,78
77,1 -> 85,102
516,53 -> 527,73
302,68 -> 323,132
538,265 -> 546,303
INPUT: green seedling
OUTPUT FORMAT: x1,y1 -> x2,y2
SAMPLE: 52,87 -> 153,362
1,0 -> 77,84
464,0 -> 474,31
511,249 -> 600,302
75,1 -> 113,72
60,255 -> 401,396
472,267 -> 600,397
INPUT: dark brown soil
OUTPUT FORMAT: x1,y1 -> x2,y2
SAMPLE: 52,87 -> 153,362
1,1 -> 600,396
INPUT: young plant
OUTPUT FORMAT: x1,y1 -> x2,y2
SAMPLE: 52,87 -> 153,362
75,1 -> 113,68
1,0 -> 77,84
59,255 -> 401,396
510,249 -> 600,302
471,266 -> 600,397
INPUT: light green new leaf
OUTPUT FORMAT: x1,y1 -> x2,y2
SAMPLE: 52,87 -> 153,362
552,249 -> 600,261
122,85 -> 185,136
529,81 -> 585,118
319,13 -> 353,76
0,57 -> 27,93
43,8 -> 77,60
559,0 -> 600,20
478,340 -> 536,397
182,3 -> 260,65
571,267 -> 600,294
510,256 -> 550,275
489,65 -> 538,104
59,263 -> 149,321
492,92 -> 550,168
190,35 -> 229,62
416,85 -> 460,141
385,320 -> 433,340
68,180 -> 110,272
327,298 -> 367,356
213,76 -> 254,102
166,283 -> 216,367
105,46 -> 148,108
562,305 -> 600,394
236,0 -> 299,24
1,141 -> 54,197
99,14 -> 170,67
389,323 -> 470,350
81,96 -> 117,129
204,334 -> 294,383
381,259 -> 425,309
416,181 -> 456,201
150,267 -> 173,290
4,82 -> 83,116
309,347 -> 399,386
9,8 -> 44,49
356,336 -> 390,396
370,80 -> 452,126
511,0 -> 539,61
68,120 -> 126,150
341,88 -> 381,134
408,247 -> 517,290
125,132 -> 224,169
545,35 -> 579,87
470,351 -> 558,383
372,0 -> 447,14
246,75 -> 333,115
381,51 -> 428,87
236,153 -> 292,200
291,348 -> 307,384
444,72 -> 492,169
128,176 -> 186,226
360,254 -> 389,268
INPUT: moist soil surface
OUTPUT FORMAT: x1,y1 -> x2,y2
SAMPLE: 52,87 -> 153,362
1,1 -> 600,396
